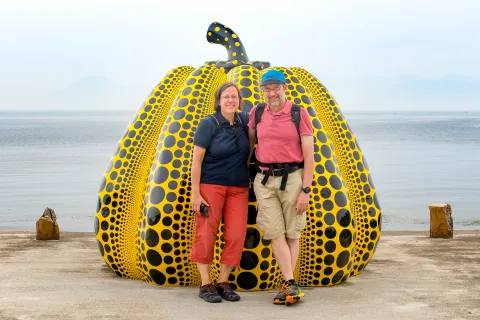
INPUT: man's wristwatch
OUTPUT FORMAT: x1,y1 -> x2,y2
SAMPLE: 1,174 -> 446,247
301,187 -> 311,194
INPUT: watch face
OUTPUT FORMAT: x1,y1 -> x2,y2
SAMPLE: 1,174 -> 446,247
303,187 -> 311,193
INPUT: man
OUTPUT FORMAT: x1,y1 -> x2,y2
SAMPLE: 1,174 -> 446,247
248,69 -> 314,305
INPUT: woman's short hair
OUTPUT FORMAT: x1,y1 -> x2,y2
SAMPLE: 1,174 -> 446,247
213,82 -> 243,112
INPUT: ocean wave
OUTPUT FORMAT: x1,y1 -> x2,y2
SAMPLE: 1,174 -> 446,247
461,220 -> 480,226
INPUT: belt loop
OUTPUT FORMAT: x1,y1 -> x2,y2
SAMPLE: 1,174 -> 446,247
280,163 -> 290,191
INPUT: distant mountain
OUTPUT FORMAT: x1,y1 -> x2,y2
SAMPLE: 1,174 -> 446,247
386,75 -> 480,110
57,76 -> 117,97
332,75 -> 480,111
0,75 -> 159,111
390,75 -> 480,96
46,76 -> 151,111
2,74 -> 480,111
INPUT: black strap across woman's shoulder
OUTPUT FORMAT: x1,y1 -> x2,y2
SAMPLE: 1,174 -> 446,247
209,112 -> 248,138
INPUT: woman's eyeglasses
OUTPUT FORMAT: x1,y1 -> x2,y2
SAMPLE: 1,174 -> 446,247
221,95 -> 239,100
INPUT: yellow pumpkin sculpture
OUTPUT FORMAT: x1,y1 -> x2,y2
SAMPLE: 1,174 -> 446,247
94,22 -> 382,291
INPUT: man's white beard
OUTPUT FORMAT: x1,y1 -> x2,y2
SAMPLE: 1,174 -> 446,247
269,97 -> 281,108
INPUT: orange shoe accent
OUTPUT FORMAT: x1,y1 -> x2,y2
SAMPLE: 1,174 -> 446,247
285,292 -> 305,306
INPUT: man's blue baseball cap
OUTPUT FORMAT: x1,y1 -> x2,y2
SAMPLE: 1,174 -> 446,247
261,70 -> 286,86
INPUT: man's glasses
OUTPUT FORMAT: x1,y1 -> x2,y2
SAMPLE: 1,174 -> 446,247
262,86 -> 283,93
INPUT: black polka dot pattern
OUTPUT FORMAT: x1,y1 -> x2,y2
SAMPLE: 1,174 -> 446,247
229,65 -> 262,113
205,22 -> 270,73
139,63 -> 226,287
291,67 -> 382,276
206,22 -> 250,63
95,65 -> 195,280
95,23 -> 380,291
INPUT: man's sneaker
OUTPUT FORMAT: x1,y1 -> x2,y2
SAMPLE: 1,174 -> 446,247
283,281 -> 305,306
199,284 -> 222,303
273,284 -> 287,305
216,282 -> 241,301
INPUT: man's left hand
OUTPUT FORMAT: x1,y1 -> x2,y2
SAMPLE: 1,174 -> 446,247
296,191 -> 310,215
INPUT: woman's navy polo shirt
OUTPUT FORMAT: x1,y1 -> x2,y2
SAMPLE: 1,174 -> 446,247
194,111 -> 250,187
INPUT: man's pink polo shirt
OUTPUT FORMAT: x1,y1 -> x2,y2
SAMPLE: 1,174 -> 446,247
248,100 -> 313,165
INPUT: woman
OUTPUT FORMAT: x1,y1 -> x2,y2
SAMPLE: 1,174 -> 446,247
190,82 -> 250,303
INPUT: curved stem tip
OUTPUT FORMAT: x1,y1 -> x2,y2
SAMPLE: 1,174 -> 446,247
206,22 -> 249,62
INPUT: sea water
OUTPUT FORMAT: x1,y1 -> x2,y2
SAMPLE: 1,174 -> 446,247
1,110 -> 479,231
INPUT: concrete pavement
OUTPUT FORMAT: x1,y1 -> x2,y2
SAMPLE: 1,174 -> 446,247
0,230 -> 479,320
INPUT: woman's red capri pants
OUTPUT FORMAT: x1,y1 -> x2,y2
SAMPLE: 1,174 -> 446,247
190,183 -> 249,267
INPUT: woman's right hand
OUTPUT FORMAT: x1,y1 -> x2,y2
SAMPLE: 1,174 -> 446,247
192,192 -> 209,215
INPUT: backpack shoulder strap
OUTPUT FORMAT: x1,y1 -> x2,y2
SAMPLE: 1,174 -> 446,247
254,103 -> 266,143
236,112 -> 249,138
291,104 -> 301,136
255,103 -> 266,128
208,113 -> 221,137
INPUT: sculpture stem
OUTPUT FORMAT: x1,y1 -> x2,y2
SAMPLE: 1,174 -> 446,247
206,22 -> 249,62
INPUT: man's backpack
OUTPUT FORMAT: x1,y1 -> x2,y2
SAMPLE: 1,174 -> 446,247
254,103 -> 301,142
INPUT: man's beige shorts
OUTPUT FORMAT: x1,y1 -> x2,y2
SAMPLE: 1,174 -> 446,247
253,169 -> 306,240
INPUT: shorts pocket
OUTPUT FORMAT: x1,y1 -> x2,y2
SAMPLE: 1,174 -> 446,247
255,209 -> 264,230
295,212 -> 307,232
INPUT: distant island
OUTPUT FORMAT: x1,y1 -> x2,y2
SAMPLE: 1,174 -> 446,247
1,74 -> 479,111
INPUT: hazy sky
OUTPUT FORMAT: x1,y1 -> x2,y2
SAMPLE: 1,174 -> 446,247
1,0 -> 479,111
